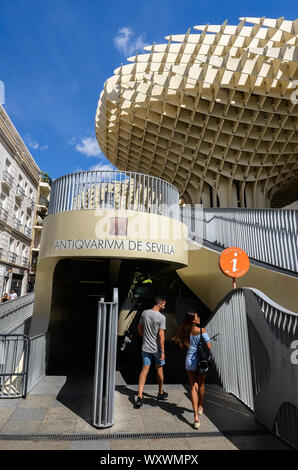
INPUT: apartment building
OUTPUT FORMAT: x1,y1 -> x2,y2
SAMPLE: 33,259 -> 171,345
0,105 -> 40,297
29,174 -> 51,290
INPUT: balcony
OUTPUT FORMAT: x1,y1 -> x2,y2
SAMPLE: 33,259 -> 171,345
48,170 -> 179,218
27,197 -> 35,211
2,170 -> 13,188
24,226 -> 32,238
8,252 -> 18,264
21,256 -> 29,267
16,185 -> 25,200
37,196 -> 49,209
39,181 -> 51,196
0,247 -> 6,260
0,205 -> 8,223
12,217 -> 22,231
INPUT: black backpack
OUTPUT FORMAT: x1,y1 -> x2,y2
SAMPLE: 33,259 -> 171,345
197,327 -> 211,373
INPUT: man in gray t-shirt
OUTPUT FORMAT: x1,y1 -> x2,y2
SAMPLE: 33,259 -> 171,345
134,296 -> 168,408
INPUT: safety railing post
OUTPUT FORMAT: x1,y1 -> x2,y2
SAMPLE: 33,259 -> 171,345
92,288 -> 118,428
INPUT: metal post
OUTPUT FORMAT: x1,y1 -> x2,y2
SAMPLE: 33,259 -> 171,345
92,288 -> 118,428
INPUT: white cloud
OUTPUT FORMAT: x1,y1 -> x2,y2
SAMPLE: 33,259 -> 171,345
26,136 -> 48,151
75,137 -> 101,157
114,27 -> 148,57
26,136 -> 39,150
89,161 -> 115,171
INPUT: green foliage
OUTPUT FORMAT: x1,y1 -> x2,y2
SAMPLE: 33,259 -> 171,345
41,171 -> 52,185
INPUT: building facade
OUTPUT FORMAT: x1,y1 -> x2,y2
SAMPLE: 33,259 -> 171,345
29,176 -> 51,291
0,105 -> 41,297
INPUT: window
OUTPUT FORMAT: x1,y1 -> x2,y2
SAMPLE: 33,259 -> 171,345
14,205 -> 19,219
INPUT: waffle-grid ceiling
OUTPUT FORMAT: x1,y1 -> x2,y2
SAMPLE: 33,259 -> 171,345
96,17 -> 298,208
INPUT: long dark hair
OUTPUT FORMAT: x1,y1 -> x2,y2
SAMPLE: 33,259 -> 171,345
173,311 -> 199,349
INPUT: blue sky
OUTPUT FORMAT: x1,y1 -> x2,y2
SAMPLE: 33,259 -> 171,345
0,0 -> 296,179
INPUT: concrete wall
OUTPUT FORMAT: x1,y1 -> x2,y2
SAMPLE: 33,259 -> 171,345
178,242 -> 298,314
29,209 -> 188,337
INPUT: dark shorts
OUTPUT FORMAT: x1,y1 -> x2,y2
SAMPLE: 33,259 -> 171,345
142,350 -> 165,367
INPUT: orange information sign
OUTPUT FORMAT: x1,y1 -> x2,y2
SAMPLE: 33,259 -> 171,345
219,247 -> 250,278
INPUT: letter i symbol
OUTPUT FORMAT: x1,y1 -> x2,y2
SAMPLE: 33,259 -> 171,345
232,252 -> 238,273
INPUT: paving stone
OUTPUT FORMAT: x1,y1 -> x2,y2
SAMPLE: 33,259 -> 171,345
39,419 -> 77,434
43,406 -> 79,421
69,439 -> 110,450
110,439 -> 150,450
0,383 -> 292,450
186,436 -> 237,450
149,438 -> 190,450
18,395 -> 55,408
74,418 -> 111,434
0,420 -> 41,434
9,407 -> 47,422
0,399 -> 20,408
0,407 -> 17,421
30,376 -> 67,395
0,440 -> 71,450
111,417 -> 145,433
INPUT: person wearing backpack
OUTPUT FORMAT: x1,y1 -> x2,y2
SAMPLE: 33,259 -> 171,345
173,311 -> 211,429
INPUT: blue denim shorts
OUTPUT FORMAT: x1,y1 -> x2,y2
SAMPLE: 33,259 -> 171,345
142,350 -> 165,367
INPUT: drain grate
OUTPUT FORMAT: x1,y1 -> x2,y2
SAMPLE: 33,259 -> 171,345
0,431 -> 223,441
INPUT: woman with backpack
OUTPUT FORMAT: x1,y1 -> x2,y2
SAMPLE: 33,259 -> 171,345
173,311 -> 211,429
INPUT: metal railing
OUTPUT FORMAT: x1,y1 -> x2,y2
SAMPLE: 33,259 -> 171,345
7,252 -> 18,264
0,248 -> 6,260
26,333 -> 46,393
48,170 -> 180,219
0,205 -> 8,223
2,171 -> 13,187
207,290 -> 254,410
38,196 -> 48,207
0,334 -> 30,398
207,287 -> 298,449
16,185 -> 25,199
21,256 -> 29,267
12,217 -> 22,231
181,207 -> 298,273
0,293 -> 35,335
28,197 -> 35,210
24,226 -> 32,237
93,288 -> 118,428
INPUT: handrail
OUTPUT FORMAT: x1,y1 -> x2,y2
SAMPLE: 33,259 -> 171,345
0,334 -> 30,398
0,293 -> 35,334
48,170 -> 180,219
181,207 -> 298,273
206,287 -> 298,449
247,287 -> 298,318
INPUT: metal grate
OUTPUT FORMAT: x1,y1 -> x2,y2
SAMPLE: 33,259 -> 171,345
0,429 -> 271,441
0,431 -> 220,441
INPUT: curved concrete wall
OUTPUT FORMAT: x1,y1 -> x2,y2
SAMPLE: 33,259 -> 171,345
178,243 -> 298,314
29,209 -> 188,337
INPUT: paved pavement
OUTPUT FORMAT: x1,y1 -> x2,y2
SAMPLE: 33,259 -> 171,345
0,375 -> 291,450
